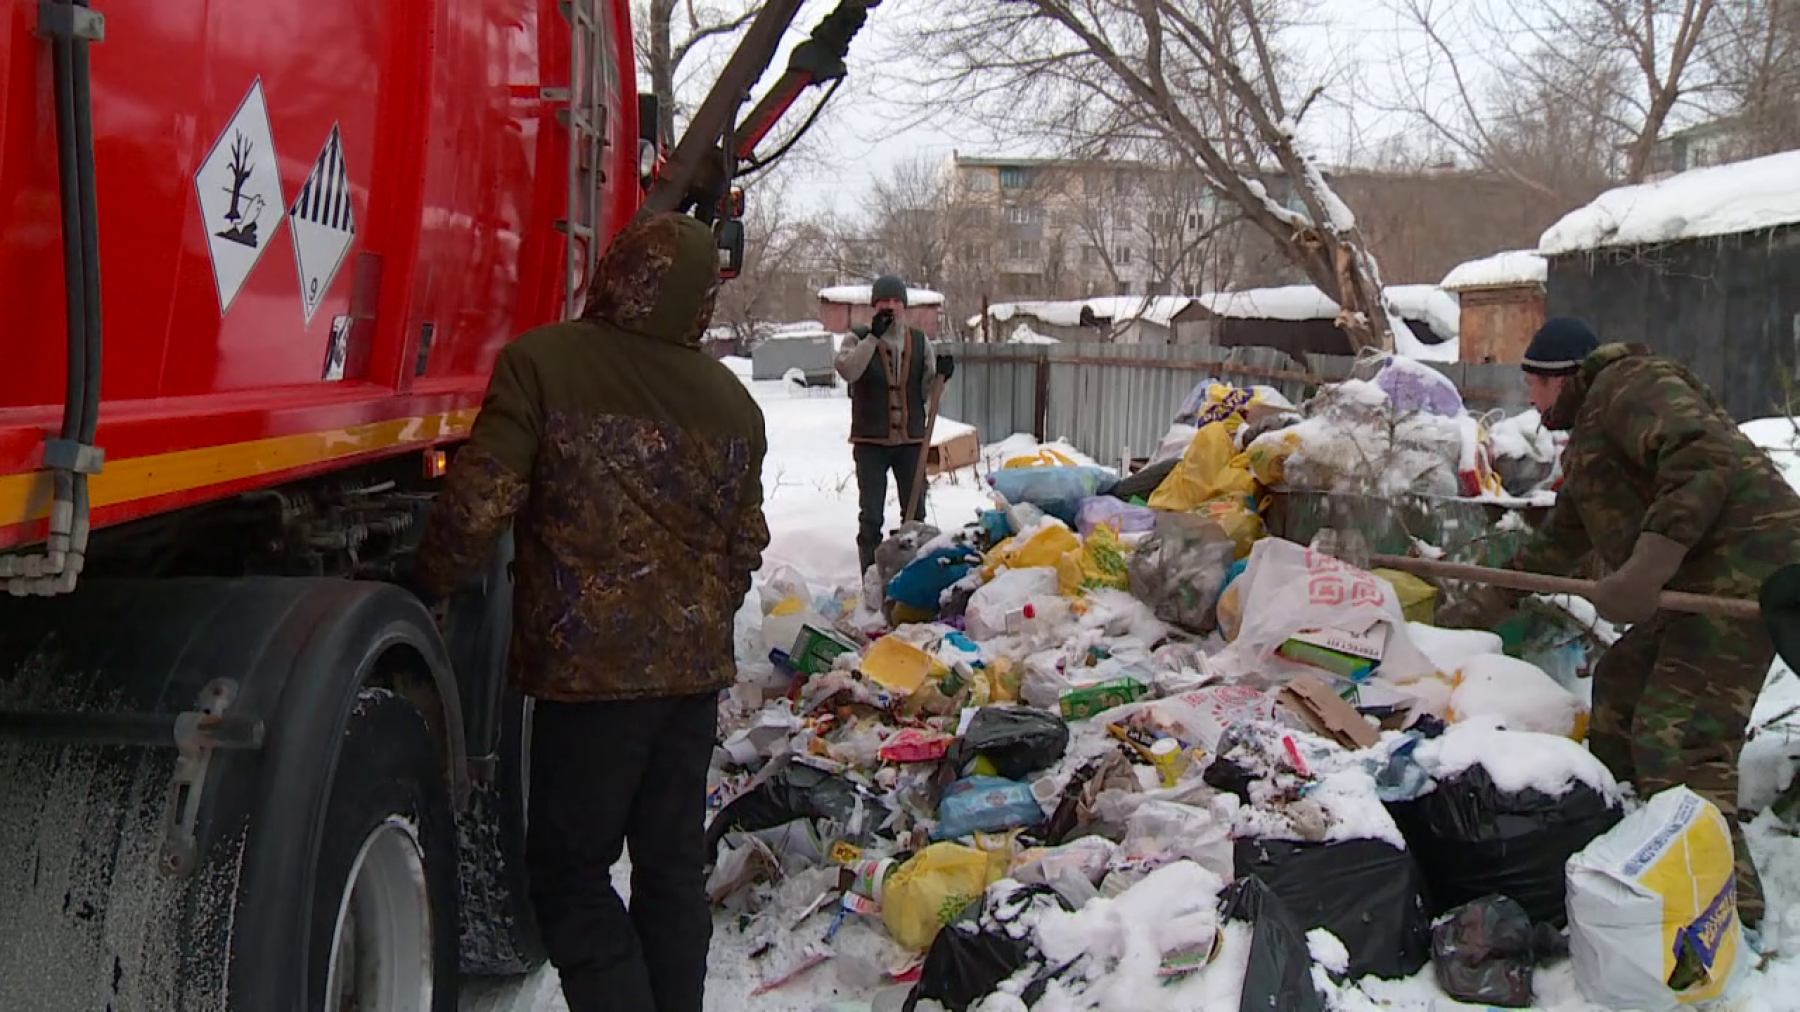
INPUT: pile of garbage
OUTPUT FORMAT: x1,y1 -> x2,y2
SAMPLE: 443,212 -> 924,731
713,370 -> 1752,1011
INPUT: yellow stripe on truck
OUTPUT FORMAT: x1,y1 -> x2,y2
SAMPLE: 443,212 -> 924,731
0,409 -> 478,526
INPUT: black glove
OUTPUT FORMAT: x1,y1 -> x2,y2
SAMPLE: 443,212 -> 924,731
936,354 -> 956,381
869,308 -> 894,338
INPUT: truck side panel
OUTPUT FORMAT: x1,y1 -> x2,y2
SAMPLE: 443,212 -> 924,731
0,0 -> 638,550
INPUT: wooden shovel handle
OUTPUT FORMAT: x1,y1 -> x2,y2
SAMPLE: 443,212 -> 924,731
1367,553 -> 1762,622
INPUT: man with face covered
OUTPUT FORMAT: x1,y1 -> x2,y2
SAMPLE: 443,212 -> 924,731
414,211 -> 769,1011
1438,317 -> 1800,940
836,273 -> 954,575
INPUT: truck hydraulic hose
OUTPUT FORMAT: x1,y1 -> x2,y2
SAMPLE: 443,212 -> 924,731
11,0 -> 107,596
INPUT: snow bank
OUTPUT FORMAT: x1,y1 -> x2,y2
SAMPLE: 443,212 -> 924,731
1450,653 -> 1587,738
818,284 -> 946,307
1417,717 -> 1620,801
1440,250 -> 1548,291
1539,149 -> 1800,254
719,355 -> 753,378
1489,409 -> 1558,462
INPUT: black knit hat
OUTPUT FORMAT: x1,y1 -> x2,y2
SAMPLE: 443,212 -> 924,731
870,274 -> 908,306
1521,317 -> 1600,376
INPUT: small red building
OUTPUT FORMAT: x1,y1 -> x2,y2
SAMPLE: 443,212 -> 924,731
818,284 -> 947,336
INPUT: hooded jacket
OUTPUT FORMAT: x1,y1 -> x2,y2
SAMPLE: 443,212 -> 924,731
1512,343 -> 1800,599
416,213 -> 770,702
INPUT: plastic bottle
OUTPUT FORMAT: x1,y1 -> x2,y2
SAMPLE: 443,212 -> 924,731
1015,597 -> 1072,651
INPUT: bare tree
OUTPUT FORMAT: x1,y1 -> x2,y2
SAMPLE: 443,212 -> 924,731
906,0 -> 1407,352
861,157 -> 955,289
1700,0 -> 1800,155
634,0 -> 765,143
1387,0 -> 1721,198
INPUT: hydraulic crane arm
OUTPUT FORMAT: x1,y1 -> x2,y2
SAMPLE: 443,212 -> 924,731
640,0 -> 881,224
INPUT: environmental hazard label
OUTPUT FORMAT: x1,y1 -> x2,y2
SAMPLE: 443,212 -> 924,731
289,126 -> 358,326
193,78 -> 286,315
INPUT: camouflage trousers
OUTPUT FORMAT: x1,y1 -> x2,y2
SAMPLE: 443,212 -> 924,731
1590,610 -> 1770,928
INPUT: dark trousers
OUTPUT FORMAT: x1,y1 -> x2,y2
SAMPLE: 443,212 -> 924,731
854,442 -> 925,567
527,693 -> 720,1012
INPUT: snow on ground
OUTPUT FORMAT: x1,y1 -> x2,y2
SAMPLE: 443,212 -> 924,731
1440,249 -> 1548,291
467,391 -> 1800,1012
1538,149 -> 1800,255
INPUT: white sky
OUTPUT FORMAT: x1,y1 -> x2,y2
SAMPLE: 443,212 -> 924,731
661,0 -> 1487,218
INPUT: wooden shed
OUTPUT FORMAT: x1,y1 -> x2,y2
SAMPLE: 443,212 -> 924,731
1539,150 -> 1800,422
1439,250 -> 1547,365
818,284 -> 947,337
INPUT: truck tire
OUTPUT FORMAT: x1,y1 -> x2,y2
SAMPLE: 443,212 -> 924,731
309,687 -> 459,1011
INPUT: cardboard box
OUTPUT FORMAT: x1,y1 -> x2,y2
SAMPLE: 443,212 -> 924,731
928,427 -> 981,475
1278,674 -> 1381,750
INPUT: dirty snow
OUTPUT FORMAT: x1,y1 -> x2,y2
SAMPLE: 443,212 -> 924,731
461,383 -> 1800,1012
1440,249 -> 1548,291
1538,149 -> 1800,255
818,285 -> 947,307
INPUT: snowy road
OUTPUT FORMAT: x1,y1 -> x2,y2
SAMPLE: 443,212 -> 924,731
463,363 -> 1800,1012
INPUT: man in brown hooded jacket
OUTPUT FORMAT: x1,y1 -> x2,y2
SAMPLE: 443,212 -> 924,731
414,212 -> 769,1012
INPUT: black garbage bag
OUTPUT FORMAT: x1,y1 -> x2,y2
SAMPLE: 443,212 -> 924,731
1387,764 -> 1621,926
1219,876 -> 1327,1012
1111,457 -> 1179,502
1235,837 -> 1432,979
905,885 -> 1071,1012
1432,895 -> 1536,1007
704,762 -> 888,857
944,707 -> 1070,782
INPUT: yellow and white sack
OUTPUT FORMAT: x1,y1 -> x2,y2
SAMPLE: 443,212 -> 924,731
1566,785 -> 1748,1011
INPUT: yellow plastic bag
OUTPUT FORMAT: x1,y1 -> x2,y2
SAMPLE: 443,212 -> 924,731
982,522 -> 1082,581
1058,523 -> 1132,594
881,842 -> 1006,950
1372,568 -> 1439,625
1245,429 -> 1304,487
1217,580 -> 1244,641
1003,447 -> 1078,470
1149,423 -> 1239,512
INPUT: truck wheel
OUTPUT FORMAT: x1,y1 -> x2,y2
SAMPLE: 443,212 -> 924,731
310,687 -> 459,1011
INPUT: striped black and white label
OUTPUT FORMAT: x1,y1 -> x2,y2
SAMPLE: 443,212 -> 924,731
289,125 -> 357,326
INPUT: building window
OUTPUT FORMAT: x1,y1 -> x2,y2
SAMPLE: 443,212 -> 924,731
1082,245 -> 1100,264
967,171 -> 998,192
1000,166 -> 1030,189
1003,204 -> 1043,225
1116,247 -> 1132,264
1007,238 -> 1041,260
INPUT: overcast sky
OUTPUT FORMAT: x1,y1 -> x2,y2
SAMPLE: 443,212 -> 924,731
673,0 -> 1464,217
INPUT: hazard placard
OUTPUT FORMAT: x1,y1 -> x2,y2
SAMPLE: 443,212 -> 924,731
193,79 -> 286,315
289,125 -> 358,326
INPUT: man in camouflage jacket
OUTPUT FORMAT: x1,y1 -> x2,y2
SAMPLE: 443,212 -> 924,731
1442,320 -> 1800,931
414,212 -> 769,1012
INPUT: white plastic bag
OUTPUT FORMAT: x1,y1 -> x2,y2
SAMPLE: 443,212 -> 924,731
965,566 -> 1062,641
1210,538 -> 1437,684
1567,786 -> 1747,1011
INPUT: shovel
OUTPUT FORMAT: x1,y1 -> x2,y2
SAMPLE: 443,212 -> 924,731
1366,553 -> 1764,622
903,374 -> 946,525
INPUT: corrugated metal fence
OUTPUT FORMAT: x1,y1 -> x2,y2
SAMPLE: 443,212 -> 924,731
938,342 -> 1529,462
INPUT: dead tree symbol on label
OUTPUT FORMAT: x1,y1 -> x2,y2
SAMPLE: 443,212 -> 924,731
215,131 -> 265,249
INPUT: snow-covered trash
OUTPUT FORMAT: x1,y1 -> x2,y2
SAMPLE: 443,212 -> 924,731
1396,720 -> 1623,925
1566,785 -> 1751,1010
1447,653 -> 1590,740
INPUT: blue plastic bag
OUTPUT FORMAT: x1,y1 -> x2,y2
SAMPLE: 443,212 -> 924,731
933,776 -> 1045,840
987,467 -> 1118,528
888,546 -> 984,613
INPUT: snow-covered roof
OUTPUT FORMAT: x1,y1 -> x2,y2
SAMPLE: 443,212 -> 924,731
763,327 -> 833,342
980,297 -> 1192,329
818,285 -> 946,307
1385,285 -> 1461,344
1440,250 -> 1548,291
1188,284 -> 1459,343
1538,150 -> 1800,254
1194,285 -> 1338,322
